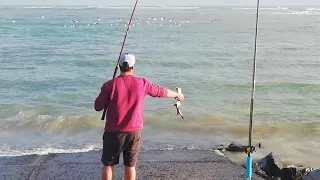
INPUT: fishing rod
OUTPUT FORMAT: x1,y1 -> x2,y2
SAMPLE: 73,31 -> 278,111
245,0 -> 260,179
101,0 -> 139,120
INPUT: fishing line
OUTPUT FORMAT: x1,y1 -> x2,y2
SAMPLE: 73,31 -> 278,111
101,0 -> 140,120
178,71 -> 182,87
245,0 -> 260,179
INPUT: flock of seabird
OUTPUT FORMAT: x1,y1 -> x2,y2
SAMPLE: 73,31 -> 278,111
10,16 -> 218,28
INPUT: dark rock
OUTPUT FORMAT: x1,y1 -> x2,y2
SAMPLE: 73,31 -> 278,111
243,162 -> 269,179
226,142 -> 246,152
243,162 -> 283,180
302,169 -> 320,180
257,152 -> 284,177
280,167 -> 302,180
269,178 -> 281,180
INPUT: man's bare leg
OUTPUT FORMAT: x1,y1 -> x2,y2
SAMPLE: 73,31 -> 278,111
102,166 -> 114,180
125,166 -> 136,180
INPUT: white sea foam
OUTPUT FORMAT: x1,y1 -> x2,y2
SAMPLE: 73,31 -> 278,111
272,11 -> 315,15
232,7 -> 288,10
305,8 -> 320,11
0,145 -> 207,157
0,145 -> 98,157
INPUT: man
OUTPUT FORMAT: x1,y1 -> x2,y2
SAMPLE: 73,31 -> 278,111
94,53 -> 184,180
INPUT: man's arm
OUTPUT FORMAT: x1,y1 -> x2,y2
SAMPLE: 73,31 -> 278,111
166,89 -> 181,98
145,79 -> 183,100
94,83 -> 109,111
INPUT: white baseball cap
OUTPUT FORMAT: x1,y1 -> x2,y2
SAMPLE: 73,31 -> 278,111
119,53 -> 136,67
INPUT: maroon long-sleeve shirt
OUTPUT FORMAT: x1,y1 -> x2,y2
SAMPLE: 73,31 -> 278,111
94,75 -> 168,132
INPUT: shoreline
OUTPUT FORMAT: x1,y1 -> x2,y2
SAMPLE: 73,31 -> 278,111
0,148 -> 265,180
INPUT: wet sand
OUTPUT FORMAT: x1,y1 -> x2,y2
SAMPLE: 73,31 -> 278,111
0,149 -> 265,180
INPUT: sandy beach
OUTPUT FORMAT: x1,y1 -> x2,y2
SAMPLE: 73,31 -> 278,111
0,149 -> 265,180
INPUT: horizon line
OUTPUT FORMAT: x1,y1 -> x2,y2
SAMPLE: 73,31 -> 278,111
0,4 -> 319,7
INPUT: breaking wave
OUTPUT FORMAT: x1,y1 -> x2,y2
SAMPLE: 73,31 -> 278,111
0,145 -> 99,157
1,112 -> 319,138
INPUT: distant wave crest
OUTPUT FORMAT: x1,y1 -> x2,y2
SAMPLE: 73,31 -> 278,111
23,6 -> 53,9
4,5 -> 200,10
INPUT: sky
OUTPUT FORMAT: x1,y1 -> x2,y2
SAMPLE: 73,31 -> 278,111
0,0 -> 320,6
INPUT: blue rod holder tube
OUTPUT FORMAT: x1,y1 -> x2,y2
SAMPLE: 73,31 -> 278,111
246,155 -> 252,179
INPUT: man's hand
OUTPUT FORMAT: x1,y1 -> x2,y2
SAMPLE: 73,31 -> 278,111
167,89 -> 184,101
175,93 -> 184,101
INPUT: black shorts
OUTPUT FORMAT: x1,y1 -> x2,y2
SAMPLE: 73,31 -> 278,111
101,131 -> 141,167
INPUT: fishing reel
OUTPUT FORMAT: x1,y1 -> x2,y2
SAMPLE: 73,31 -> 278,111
245,143 -> 262,155
174,87 -> 184,120
245,146 -> 255,155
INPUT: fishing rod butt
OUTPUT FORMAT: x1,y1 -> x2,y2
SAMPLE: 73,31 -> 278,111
101,109 -> 106,121
246,154 -> 253,179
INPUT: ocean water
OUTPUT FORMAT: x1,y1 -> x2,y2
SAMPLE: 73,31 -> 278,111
0,6 -> 319,167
